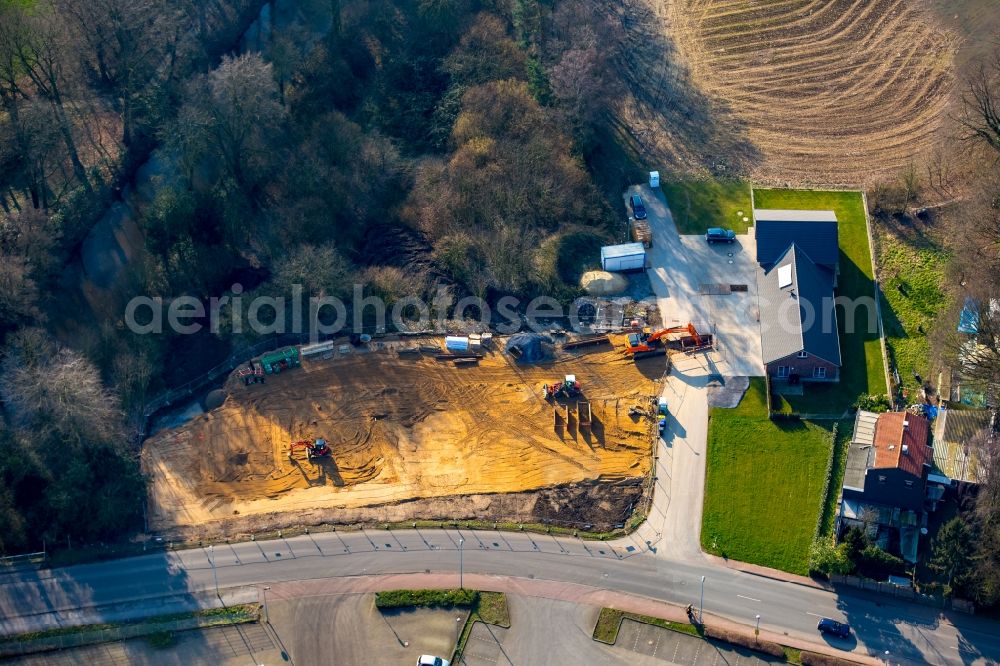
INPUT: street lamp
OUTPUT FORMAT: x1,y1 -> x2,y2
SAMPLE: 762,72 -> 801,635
261,585 -> 271,624
208,545 -> 219,597
456,616 -> 463,645
699,576 -> 705,624
884,650 -> 890,666
459,537 -> 465,589
755,614 -> 760,638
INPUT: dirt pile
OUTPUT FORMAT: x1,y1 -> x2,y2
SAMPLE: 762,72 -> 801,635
142,338 -> 662,532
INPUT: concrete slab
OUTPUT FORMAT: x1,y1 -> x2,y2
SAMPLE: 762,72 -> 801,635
615,618 -> 781,665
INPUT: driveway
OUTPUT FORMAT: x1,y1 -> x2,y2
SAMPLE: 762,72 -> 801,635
622,185 -> 760,559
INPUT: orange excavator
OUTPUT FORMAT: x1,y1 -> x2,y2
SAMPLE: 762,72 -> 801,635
623,323 -> 706,359
288,438 -> 332,461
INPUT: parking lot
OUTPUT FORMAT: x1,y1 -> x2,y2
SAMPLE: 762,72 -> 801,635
624,184 -> 764,378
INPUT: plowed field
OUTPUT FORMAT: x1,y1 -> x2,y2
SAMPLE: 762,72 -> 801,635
142,339 -> 661,531
612,0 -> 955,185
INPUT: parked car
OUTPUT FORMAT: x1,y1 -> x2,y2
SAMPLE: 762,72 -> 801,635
705,227 -> 736,243
417,657 -> 450,666
629,194 -> 647,220
817,618 -> 851,639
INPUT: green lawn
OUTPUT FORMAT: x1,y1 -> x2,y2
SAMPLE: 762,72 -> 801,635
702,379 -> 837,575
874,227 -> 950,393
752,189 -> 888,414
660,179 -> 753,234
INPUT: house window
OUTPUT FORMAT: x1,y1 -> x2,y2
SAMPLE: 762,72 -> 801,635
776,366 -> 789,378
814,367 -> 827,379
878,475 -> 887,484
797,351 -> 808,359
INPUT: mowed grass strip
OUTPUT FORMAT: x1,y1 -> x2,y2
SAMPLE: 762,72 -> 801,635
752,188 -> 887,414
661,179 -> 753,234
702,379 -> 835,575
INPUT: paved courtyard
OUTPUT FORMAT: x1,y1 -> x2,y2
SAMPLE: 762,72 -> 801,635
624,184 -> 764,378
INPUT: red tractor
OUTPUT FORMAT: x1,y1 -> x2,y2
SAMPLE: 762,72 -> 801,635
543,374 -> 581,400
288,438 -> 332,461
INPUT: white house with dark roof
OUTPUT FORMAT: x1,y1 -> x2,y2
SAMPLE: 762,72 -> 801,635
754,209 -> 842,383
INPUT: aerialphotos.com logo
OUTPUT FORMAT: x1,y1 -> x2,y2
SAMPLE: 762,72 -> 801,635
124,284 -> 879,341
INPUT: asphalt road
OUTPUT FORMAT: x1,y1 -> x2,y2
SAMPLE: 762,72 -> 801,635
0,527 -> 995,665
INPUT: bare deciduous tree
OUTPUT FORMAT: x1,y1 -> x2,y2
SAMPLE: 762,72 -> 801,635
960,51 -> 1000,155
0,329 -> 124,447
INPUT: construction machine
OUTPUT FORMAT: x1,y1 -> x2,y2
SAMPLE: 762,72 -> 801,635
288,438 -> 332,461
623,323 -> 708,359
543,374 -> 581,400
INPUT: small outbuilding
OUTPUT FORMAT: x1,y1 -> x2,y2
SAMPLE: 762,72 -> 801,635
600,242 -> 646,272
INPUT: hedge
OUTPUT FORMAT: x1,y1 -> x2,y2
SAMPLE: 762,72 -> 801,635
374,589 -> 478,609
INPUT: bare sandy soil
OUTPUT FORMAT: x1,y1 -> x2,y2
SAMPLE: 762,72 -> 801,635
610,0 -> 956,186
142,339 -> 661,534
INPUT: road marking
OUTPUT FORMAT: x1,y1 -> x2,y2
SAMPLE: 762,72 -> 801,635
737,595 -> 761,602
805,612 -> 826,618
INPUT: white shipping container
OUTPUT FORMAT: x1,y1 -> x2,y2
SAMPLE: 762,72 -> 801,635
600,242 -> 646,272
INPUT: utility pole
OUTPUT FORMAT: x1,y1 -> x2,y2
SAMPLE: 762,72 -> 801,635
261,585 -> 271,623
699,575 -> 706,624
459,537 -> 465,589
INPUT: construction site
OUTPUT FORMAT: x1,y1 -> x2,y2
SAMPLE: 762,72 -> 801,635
141,328 -> 707,537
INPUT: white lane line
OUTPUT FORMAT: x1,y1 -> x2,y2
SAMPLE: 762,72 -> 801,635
737,595 -> 761,602
805,612 -> 827,618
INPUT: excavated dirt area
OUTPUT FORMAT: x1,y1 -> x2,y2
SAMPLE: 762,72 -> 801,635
143,339 -> 662,535
611,0 -> 956,185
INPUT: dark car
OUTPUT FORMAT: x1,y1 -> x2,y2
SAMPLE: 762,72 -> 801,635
629,194 -> 647,220
817,618 -> 851,639
705,227 -> 736,243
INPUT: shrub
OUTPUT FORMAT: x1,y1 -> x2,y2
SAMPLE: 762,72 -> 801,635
374,588 -> 478,609
854,393 -> 891,413
809,538 -> 854,576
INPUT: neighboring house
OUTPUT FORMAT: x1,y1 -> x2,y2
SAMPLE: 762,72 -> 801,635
753,209 -> 842,383
839,411 -> 934,563
932,408 -> 993,485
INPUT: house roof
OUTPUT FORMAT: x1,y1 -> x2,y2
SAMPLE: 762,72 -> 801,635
852,410 -> 879,445
933,408 -> 992,483
754,209 -> 840,268
600,242 -> 645,259
872,412 -> 932,477
757,244 -> 841,366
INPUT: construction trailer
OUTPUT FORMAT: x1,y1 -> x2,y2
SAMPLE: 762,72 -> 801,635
600,243 -> 646,272
260,347 -> 301,374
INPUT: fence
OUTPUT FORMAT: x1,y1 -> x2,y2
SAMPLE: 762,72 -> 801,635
0,605 -> 259,658
828,574 -> 967,610
860,191 -> 894,401
0,551 -> 45,572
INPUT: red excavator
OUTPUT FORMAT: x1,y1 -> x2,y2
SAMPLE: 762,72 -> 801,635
288,438 -> 332,461
623,323 -> 706,359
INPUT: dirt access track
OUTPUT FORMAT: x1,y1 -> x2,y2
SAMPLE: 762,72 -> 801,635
613,0 -> 955,185
143,338 -> 661,535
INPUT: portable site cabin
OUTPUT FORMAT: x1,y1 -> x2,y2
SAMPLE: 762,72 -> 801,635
260,347 -> 301,374
601,243 -> 646,272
